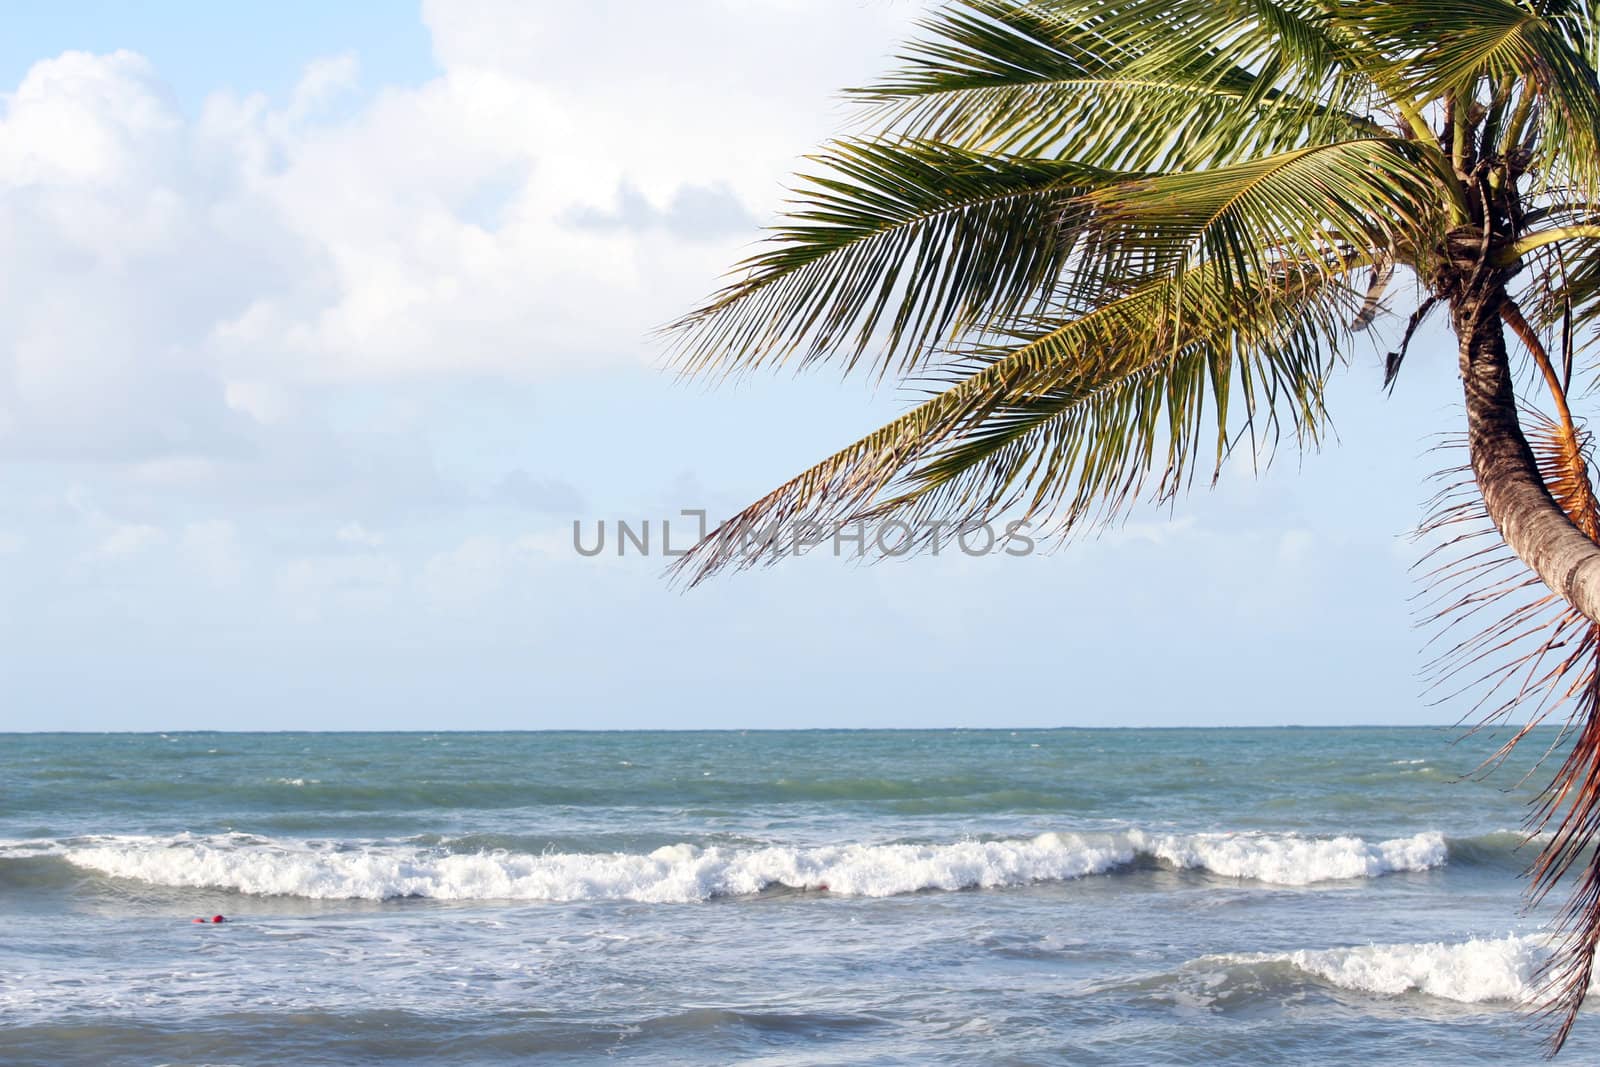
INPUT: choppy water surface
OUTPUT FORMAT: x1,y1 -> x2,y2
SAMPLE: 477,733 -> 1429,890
1,728 -> 1592,1064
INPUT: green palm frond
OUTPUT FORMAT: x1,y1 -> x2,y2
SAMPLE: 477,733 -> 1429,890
667,139 -> 1112,380
1563,251 -> 1600,335
1070,137 -> 1442,292
1350,0 -> 1600,194
853,0 -> 1381,166
885,269 -> 1351,533
670,255 -> 1362,585
1518,239 -> 1600,353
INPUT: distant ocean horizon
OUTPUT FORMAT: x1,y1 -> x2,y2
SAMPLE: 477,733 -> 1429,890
3,726 -> 1592,1064
8,722 -> 1477,733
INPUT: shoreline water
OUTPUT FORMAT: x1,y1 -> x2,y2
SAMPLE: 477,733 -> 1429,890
2,727 -> 1589,1064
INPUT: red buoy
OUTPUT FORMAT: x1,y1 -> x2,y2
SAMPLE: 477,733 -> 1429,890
211,915 -> 226,923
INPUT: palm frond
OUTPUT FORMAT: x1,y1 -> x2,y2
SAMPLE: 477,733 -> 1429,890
1350,0 -> 1600,195
1516,238 -> 1600,356
666,139 -> 1110,380
670,254 -> 1362,586
1069,137 -> 1442,295
853,0 -> 1381,166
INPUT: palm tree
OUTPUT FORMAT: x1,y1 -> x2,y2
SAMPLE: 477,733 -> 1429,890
667,0 -> 1600,1050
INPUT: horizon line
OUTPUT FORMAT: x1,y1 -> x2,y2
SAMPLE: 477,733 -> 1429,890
0,723 -> 1494,735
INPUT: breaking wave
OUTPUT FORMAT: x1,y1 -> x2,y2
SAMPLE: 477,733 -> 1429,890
1199,934 -> 1597,1005
3,828 -> 1447,902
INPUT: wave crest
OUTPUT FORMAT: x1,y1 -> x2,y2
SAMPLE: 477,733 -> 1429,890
1128,829 -> 1446,886
1206,935 -> 1596,1004
14,828 -> 1449,902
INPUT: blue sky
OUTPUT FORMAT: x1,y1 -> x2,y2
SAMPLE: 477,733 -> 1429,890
0,0 -> 1481,730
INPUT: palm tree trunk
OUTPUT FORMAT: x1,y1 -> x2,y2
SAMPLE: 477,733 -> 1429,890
1457,288 -> 1600,622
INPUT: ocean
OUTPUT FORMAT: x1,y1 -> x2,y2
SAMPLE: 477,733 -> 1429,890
0,727 -> 1591,1064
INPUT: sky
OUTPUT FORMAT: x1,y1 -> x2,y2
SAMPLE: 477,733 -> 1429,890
0,0 -> 1487,730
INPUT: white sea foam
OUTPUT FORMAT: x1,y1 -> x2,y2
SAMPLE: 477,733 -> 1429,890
1128,829 -> 1446,886
55,833 -> 1132,902
1211,935 -> 1597,1004
33,828 -> 1448,902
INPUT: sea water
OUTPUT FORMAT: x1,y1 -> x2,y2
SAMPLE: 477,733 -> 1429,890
0,728 -> 1591,1064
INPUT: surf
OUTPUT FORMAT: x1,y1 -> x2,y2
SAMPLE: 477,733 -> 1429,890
3,828 -> 1450,903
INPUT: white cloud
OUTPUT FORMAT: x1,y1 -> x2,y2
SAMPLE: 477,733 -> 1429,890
0,51 -> 268,462
336,521 -> 384,548
180,519 -> 244,586
0,50 -> 179,187
94,522 -> 165,559
0,4 -> 921,466
223,381 -> 292,425
287,53 -> 359,119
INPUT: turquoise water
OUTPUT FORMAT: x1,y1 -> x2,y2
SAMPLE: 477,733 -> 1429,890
0,728 -> 1592,1063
